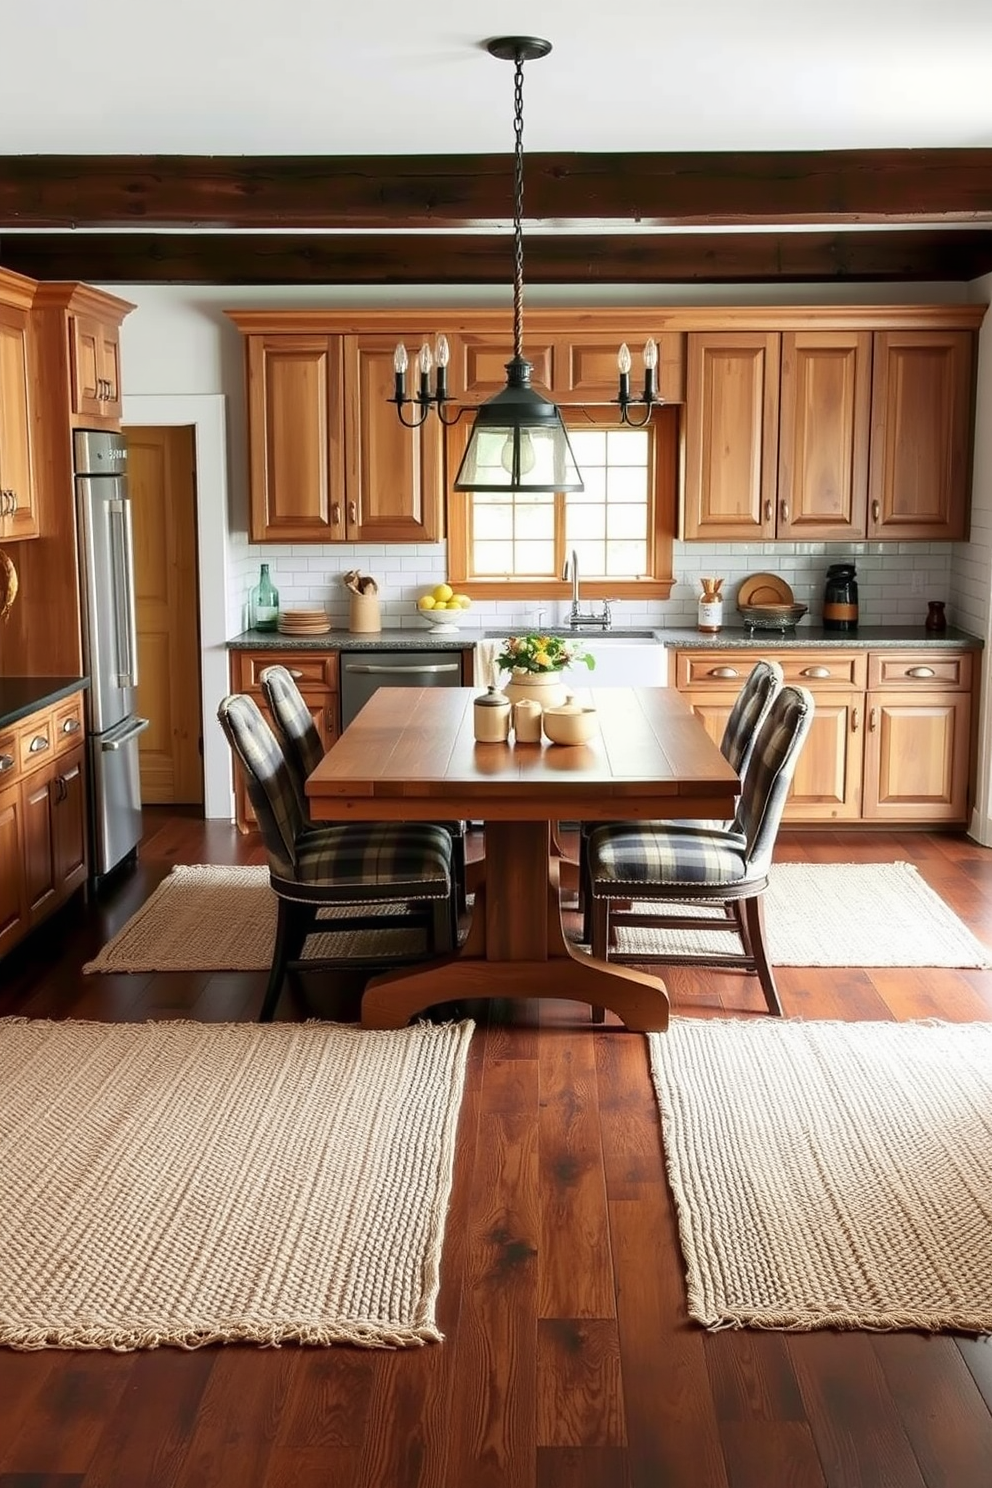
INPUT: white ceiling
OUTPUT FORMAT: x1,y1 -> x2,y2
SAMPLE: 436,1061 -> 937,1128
5,0 -> 992,156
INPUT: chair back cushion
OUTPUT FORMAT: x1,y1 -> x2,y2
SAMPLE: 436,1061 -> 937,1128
738,684 -> 815,873
217,693 -> 305,873
721,658 -> 784,775
259,664 -> 325,815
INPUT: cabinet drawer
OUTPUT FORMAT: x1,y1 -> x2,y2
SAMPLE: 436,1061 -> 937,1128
0,729 -> 18,786
868,650 -> 972,691
777,651 -> 867,689
237,652 -> 339,692
676,648 -> 866,690
53,696 -> 85,755
17,713 -> 54,774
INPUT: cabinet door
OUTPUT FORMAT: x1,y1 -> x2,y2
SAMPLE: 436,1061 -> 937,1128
246,335 -> 347,542
345,335 -> 443,543
868,331 -> 974,540
0,306 -> 39,540
682,333 -> 780,540
0,778 -> 27,958
22,759 -> 57,922
778,331 -> 871,541
447,331 -> 555,398
783,692 -> 864,822
54,749 -> 88,892
556,332 -> 684,404
863,691 -> 971,821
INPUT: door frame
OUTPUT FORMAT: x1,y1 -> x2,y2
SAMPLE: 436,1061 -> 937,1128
121,394 -> 233,820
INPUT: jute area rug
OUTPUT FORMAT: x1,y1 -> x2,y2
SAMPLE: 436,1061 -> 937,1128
83,860 -> 991,973
649,1017 -> 992,1333
0,1016 -> 473,1351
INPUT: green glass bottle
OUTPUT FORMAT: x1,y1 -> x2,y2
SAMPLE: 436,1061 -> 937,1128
250,563 -> 279,632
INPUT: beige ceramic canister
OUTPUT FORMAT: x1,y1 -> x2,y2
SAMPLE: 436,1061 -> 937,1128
473,685 -> 512,742
512,697 -> 543,743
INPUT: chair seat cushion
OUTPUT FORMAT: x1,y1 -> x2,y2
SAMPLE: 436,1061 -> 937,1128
588,823 -> 750,890
282,821 -> 453,898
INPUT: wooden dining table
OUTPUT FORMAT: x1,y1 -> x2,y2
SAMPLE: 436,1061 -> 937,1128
305,685 -> 739,1032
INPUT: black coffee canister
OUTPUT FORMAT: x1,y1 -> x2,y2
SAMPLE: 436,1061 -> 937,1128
823,562 -> 858,632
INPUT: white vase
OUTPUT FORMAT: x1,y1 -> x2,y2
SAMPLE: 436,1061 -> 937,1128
502,669 -> 568,710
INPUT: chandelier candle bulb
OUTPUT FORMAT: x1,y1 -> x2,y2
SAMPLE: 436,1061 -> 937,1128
618,342 -> 632,404
393,343 -> 407,402
418,342 -> 432,400
435,335 -> 449,401
643,338 -> 658,402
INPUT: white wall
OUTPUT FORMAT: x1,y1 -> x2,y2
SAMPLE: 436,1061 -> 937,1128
108,279 -> 991,815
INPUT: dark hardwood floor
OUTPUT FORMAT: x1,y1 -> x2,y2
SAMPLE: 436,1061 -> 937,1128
2,808 -> 992,1488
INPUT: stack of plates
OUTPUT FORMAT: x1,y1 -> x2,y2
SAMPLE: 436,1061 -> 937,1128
277,608 -> 331,636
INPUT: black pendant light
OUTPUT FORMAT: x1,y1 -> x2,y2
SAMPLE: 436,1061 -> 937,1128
452,37 -> 583,495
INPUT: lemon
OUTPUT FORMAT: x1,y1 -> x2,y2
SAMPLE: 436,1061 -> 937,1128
445,600 -> 462,610
417,594 -> 436,610
432,582 -> 454,604
453,594 -> 471,609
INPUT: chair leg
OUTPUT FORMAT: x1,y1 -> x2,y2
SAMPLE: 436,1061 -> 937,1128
591,896 -> 610,961
260,898 -> 313,1022
741,892 -> 783,1017
452,830 -> 468,916
431,895 -> 456,955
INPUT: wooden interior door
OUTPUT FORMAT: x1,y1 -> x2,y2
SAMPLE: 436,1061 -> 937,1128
125,425 -> 203,806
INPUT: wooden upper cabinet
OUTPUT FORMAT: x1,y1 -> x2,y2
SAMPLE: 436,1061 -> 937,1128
69,312 -> 123,421
448,332 -> 556,398
777,331 -> 872,542
0,303 -> 39,541
682,332 -> 780,540
246,334 -> 346,543
344,335 -> 442,544
867,330 -> 974,540
446,329 -> 683,405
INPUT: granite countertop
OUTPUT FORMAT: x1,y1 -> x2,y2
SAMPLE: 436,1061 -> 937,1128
0,677 -> 90,733
227,624 -> 983,653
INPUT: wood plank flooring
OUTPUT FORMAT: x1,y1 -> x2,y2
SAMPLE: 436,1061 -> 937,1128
2,809 -> 992,1487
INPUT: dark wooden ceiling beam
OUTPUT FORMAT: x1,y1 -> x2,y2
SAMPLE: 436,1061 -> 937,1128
3,229 -> 990,285
2,151 -> 992,229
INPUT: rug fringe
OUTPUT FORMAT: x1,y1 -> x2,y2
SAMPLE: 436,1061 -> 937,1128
697,1309 -> 992,1337
0,1320 -> 445,1353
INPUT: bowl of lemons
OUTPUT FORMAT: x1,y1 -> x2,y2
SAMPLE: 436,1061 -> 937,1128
417,583 -> 472,632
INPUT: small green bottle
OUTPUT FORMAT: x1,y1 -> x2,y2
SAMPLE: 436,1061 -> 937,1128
250,563 -> 279,632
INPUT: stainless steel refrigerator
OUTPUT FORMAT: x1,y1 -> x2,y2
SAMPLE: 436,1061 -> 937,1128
74,430 -> 149,878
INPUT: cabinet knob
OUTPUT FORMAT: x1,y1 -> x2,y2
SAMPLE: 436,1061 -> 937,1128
852,707 -> 860,733
800,666 -> 831,679
348,501 -> 358,525
871,499 -> 881,523
763,501 -> 773,522
62,716 -> 81,734
780,500 -> 789,523
0,753 -> 14,773
869,707 -> 879,731
289,669 -> 304,679
29,734 -> 50,753
708,667 -> 739,679
906,666 -> 936,679
331,502 -> 341,526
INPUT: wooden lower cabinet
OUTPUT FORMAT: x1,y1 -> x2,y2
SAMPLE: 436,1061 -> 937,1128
675,645 -> 975,827
0,691 -> 88,959
229,650 -> 340,831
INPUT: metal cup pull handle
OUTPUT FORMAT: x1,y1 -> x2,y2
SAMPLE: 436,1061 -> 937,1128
906,666 -> 936,679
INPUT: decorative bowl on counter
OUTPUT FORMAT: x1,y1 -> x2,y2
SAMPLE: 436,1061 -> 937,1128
738,602 -> 809,632
542,695 -> 600,745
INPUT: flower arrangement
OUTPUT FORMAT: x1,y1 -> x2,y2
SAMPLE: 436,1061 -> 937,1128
495,633 -> 595,675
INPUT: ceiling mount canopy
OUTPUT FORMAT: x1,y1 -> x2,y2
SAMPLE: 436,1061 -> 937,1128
387,36 -> 662,493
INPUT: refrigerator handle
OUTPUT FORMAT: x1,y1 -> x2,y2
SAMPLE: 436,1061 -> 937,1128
109,497 -> 140,687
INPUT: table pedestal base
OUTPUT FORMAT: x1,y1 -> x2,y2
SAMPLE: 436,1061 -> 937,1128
361,820 -> 669,1033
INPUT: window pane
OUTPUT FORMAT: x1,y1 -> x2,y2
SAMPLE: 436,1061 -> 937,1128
607,466 -> 649,501
568,468 -> 606,504
514,541 -> 556,575
474,503 -> 514,539
605,429 -> 649,465
605,540 -> 647,576
569,430 -> 607,463
608,503 -> 649,539
474,540 -> 516,575
516,502 -> 555,540
566,506 -> 606,542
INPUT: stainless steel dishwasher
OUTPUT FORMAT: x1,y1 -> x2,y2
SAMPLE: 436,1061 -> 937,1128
339,650 -> 464,729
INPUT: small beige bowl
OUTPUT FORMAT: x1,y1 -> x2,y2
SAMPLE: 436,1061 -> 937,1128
542,694 -> 599,746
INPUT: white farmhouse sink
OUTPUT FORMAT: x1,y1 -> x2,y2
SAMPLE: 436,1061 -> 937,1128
483,631 -> 668,687
577,637 -> 668,687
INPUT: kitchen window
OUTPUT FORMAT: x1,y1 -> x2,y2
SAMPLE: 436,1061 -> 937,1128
446,406 -> 677,599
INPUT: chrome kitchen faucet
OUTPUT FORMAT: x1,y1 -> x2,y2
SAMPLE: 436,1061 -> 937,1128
563,549 -> 612,629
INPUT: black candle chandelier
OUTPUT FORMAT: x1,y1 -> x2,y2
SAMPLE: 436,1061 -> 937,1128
388,36 -> 662,492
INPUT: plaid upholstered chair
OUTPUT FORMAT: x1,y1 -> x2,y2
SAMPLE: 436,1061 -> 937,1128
577,658 -> 784,917
259,663 -> 469,913
217,692 -> 458,1022
585,683 -> 814,1018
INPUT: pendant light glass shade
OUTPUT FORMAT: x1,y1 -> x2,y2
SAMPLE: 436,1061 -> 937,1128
452,355 -> 583,493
